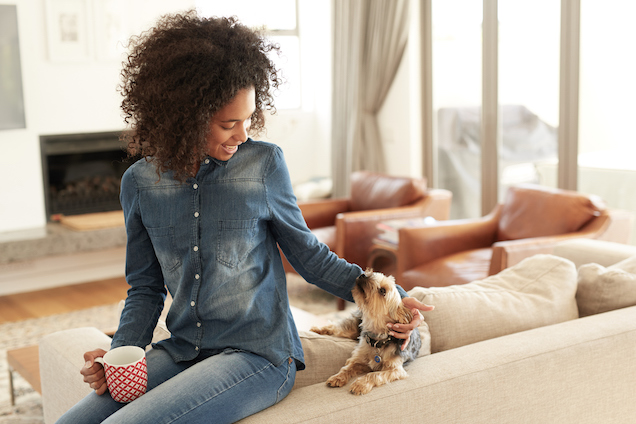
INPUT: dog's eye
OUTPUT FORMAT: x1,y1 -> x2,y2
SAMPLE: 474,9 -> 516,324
378,287 -> 386,296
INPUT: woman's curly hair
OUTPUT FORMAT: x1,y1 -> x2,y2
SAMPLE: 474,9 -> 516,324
119,10 -> 281,181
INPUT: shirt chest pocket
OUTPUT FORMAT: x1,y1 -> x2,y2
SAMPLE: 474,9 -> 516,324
146,226 -> 181,273
216,219 -> 258,268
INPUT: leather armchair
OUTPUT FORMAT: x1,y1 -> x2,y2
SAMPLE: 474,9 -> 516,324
395,184 -> 634,291
282,171 -> 452,272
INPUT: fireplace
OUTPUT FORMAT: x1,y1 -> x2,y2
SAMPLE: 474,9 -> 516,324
40,131 -> 133,218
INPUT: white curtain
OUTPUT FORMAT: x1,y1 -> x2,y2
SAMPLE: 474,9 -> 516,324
331,0 -> 410,197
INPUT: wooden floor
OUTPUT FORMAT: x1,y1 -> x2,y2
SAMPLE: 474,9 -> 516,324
0,277 -> 129,324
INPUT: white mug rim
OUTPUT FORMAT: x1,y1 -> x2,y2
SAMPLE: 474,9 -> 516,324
100,346 -> 145,367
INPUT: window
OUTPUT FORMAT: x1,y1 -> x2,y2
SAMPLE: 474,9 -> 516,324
196,0 -> 301,109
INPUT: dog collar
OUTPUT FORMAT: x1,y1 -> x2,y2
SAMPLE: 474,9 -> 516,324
364,333 -> 401,349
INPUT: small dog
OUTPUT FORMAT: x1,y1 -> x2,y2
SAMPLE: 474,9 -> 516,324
310,269 -> 421,395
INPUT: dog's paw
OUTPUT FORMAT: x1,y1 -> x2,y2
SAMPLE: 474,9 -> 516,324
326,373 -> 349,388
349,378 -> 373,395
310,325 -> 334,335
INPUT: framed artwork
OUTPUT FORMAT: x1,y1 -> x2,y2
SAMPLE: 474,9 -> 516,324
92,0 -> 129,62
45,0 -> 92,62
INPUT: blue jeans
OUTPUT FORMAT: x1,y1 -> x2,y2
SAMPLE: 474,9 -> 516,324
57,347 -> 296,424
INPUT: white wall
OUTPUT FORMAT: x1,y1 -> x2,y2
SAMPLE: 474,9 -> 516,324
0,0 -> 332,238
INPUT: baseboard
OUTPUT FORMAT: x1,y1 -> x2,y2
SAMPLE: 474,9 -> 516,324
0,247 -> 126,296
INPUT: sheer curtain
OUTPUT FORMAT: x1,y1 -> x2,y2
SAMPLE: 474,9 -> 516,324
331,0 -> 410,196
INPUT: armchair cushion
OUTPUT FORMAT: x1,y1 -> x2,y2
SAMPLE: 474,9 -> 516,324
402,248 -> 492,290
408,254 -> 578,353
498,184 -> 605,241
349,171 -> 426,211
577,254 -> 636,317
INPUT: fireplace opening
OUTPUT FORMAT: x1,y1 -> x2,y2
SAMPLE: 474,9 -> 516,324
40,131 -> 134,218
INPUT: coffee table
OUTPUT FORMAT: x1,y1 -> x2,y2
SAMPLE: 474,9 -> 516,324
7,345 -> 41,405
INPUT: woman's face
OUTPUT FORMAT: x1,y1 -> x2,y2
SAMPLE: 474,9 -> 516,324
206,86 -> 256,161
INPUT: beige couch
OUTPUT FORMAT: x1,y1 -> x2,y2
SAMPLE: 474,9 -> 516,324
39,239 -> 636,423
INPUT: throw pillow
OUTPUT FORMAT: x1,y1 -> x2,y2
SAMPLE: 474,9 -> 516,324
576,254 -> 636,317
408,254 -> 578,353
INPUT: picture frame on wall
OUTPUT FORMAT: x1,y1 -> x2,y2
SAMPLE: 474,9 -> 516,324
92,0 -> 129,62
45,0 -> 92,62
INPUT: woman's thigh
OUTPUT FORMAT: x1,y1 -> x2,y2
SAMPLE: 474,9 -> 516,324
103,349 -> 296,424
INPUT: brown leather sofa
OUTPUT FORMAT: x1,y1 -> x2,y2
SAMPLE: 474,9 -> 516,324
395,184 -> 634,291
282,171 -> 452,273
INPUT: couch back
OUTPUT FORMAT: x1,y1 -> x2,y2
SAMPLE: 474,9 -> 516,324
349,171 -> 427,211
497,184 -> 606,241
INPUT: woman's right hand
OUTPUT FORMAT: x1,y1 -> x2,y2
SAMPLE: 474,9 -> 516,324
80,349 -> 108,395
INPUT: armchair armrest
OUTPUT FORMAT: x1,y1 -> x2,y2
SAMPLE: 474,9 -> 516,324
490,216 -> 611,275
332,188 -> 453,267
297,198 -> 350,229
396,206 -> 502,277
415,188 -> 453,221
334,203 -> 436,267
595,208 -> 634,244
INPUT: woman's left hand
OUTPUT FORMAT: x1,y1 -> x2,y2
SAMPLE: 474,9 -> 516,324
387,297 -> 435,351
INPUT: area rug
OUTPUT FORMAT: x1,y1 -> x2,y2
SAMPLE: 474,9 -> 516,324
0,273 -> 352,423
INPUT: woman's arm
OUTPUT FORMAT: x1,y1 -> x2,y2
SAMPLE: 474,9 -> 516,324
111,167 -> 166,349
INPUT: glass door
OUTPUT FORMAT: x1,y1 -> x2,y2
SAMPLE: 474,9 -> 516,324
432,0 -> 483,219
498,0 -> 561,201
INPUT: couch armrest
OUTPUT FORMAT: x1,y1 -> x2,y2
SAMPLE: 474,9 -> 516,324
297,198 -> 350,229
40,327 -> 112,424
396,207 -> 501,276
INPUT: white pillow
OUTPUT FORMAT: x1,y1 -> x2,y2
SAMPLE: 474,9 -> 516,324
409,254 -> 578,353
577,254 -> 636,317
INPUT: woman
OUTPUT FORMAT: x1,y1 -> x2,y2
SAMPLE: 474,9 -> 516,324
58,10 -> 431,424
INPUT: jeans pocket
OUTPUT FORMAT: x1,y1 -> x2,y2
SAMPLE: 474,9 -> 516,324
276,358 -> 296,403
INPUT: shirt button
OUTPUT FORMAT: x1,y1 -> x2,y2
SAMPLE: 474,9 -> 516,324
197,322 -> 202,327
193,246 -> 199,252
204,159 -> 210,164
190,301 -> 195,307
193,183 -> 198,189
194,212 -> 200,218
195,274 -> 200,280
195,346 -> 199,351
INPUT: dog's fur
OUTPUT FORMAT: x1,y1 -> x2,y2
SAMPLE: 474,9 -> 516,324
310,269 -> 421,395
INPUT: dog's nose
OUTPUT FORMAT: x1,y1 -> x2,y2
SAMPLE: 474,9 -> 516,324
355,273 -> 369,290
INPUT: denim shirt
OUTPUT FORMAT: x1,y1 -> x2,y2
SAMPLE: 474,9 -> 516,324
111,139 -> 364,370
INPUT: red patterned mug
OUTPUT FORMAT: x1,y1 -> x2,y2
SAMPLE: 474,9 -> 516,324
95,346 -> 148,403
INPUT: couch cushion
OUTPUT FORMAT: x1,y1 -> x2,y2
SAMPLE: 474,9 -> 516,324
576,254 -> 636,317
497,184 -> 605,241
408,254 -> 578,353
349,171 -> 426,211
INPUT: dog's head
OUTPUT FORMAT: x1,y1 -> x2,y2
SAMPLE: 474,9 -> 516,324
352,269 -> 413,330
